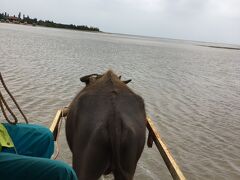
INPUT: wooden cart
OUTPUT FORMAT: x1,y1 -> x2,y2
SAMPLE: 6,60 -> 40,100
50,107 -> 186,180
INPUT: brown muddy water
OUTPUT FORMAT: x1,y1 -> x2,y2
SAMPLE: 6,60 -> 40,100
1,23 -> 240,180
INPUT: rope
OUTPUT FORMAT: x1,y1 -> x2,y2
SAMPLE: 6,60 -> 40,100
0,72 -> 29,124
0,91 -> 18,124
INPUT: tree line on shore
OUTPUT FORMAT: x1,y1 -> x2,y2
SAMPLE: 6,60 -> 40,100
0,12 -> 100,32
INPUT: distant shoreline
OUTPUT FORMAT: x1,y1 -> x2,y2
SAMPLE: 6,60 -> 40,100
0,21 -> 102,33
0,21 -> 100,32
1,20 -> 240,49
199,45 -> 240,51
0,12 -> 100,32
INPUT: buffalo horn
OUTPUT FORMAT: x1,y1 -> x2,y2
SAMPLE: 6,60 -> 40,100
123,79 -> 132,84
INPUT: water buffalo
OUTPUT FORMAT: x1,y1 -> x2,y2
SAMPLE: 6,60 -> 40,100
66,70 -> 146,180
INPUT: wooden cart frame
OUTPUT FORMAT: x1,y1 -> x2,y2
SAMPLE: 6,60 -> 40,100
50,107 -> 186,180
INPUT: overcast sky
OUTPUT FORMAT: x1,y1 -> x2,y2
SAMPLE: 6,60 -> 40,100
1,0 -> 240,45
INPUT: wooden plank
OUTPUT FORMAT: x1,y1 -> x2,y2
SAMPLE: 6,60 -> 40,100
49,107 -> 69,140
49,110 -> 61,133
146,117 -> 186,180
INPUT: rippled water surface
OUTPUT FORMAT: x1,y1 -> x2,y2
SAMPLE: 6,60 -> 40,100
1,23 -> 240,180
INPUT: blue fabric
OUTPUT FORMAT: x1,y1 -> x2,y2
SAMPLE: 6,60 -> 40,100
2,123 -> 54,158
0,123 -> 78,180
0,152 -> 78,180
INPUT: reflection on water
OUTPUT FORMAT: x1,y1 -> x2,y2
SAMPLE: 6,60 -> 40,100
1,23 -> 240,180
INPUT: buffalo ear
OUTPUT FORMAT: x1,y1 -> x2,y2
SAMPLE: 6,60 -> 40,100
123,79 -> 132,84
80,74 -> 99,83
80,75 -> 91,83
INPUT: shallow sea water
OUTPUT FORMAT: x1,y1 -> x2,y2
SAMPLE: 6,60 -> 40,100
1,23 -> 240,180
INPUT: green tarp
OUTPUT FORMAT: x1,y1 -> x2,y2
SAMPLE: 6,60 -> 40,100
0,123 -> 77,180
